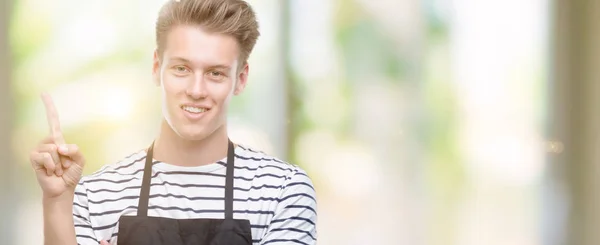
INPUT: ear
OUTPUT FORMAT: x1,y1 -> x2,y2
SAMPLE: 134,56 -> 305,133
234,63 -> 249,95
152,50 -> 161,86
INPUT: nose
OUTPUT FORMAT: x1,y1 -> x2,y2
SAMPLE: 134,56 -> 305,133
186,73 -> 208,100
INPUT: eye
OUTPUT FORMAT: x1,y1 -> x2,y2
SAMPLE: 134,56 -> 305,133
173,65 -> 190,74
210,71 -> 223,77
207,71 -> 226,80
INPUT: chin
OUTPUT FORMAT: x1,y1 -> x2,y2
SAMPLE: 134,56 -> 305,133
164,113 -> 224,142
175,127 -> 212,141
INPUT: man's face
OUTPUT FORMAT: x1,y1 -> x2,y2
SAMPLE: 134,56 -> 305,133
153,25 -> 248,141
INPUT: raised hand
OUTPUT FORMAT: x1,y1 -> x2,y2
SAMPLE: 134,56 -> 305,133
29,93 -> 86,198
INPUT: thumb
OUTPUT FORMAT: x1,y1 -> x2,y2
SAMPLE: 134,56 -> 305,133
100,240 -> 111,245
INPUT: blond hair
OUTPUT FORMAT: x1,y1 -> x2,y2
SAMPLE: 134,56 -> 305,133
155,0 -> 260,65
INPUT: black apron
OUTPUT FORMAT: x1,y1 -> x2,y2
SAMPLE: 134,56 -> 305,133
116,140 -> 253,245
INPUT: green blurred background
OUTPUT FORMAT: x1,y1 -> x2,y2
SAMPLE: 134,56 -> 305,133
1,0 -> 600,244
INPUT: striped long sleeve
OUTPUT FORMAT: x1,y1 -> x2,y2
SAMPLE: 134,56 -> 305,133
73,180 -> 100,245
260,170 -> 317,245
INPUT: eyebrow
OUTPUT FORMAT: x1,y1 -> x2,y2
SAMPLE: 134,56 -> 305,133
168,57 -> 232,71
206,65 -> 232,71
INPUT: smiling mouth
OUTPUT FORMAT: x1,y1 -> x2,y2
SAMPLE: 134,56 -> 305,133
181,105 -> 209,114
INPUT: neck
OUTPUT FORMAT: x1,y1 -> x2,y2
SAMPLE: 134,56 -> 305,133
152,120 -> 229,167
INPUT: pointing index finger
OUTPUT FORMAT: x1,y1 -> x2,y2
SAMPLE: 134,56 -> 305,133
41,93 -> 65,145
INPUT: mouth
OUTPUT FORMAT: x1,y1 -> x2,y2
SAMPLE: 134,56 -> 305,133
181,105 -> 210,114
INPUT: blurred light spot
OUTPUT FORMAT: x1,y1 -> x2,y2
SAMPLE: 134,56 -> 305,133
296,130 -> 337,173
322,145 -> 381,199
354,83 -> 402,142
304,84 -> 347,128
546,140 -> 564,154
463,133 -> 544,186
102,89 -> 133,120
55,17 -> 118,61
290,0 -> 336,82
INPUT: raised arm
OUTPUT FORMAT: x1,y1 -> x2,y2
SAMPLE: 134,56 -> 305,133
30,93 -> 88,245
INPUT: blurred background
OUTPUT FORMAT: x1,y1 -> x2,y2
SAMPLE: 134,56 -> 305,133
0,0 -> 599,244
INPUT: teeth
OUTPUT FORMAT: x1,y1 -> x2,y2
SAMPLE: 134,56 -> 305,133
182,106 -> 207,113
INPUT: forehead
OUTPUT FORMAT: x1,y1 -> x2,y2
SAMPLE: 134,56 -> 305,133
162,25 -> 240,67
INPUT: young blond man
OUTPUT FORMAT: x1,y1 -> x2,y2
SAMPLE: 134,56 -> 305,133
30,0 -> 317,244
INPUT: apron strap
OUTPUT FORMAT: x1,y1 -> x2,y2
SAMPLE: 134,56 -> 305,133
137,141 -> 155,217
224,139 -> 235,220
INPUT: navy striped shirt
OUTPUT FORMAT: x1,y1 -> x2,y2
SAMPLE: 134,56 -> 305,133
73,145 -> 317,245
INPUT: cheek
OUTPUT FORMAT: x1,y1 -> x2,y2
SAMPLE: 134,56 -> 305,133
161,74 -> 187,94
210,82 -> 235,102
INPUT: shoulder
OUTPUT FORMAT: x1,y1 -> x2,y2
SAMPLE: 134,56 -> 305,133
235,145 -> 303,175
235,144 -> 316,193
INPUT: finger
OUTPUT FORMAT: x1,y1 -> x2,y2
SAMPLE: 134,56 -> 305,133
55,160 -> 63,176
100,240 -> 110,245
62,156 -> 72,168
29,151 -> 42,169
32,152 -> 56,176
37,144 -> 60,165
37,144 -> 63,176
38,137 -> 65,175
57,144 -> 85,167
41,93 -> 65,145
41,152 -> 56,176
